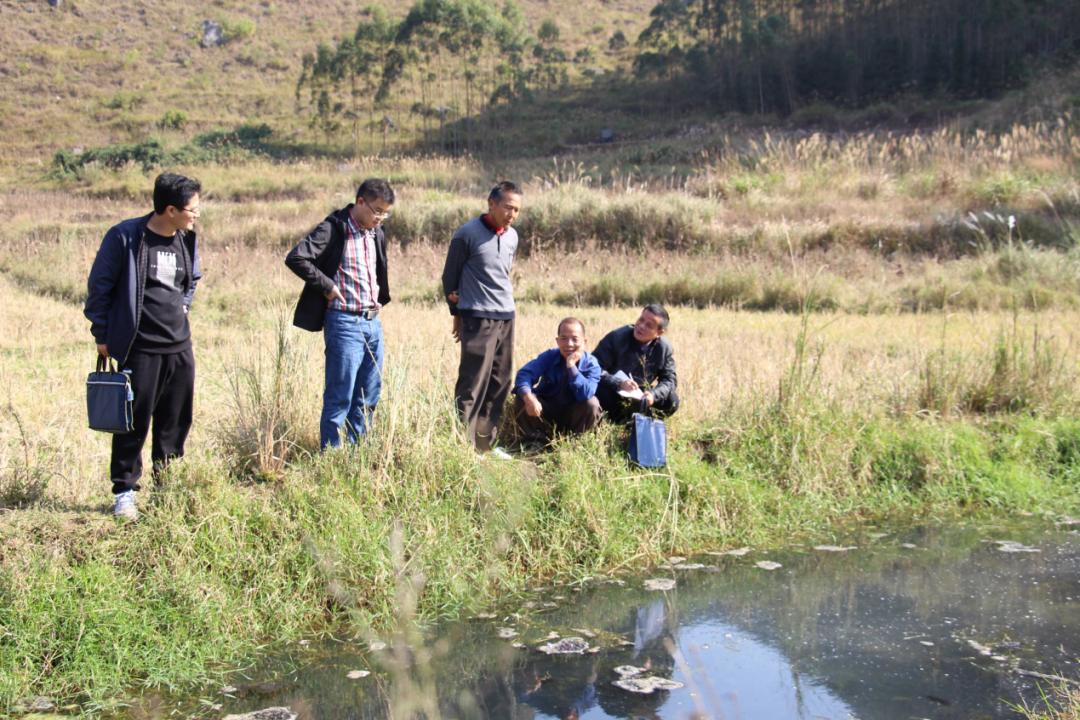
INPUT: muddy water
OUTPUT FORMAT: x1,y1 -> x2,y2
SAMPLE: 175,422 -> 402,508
167,518 -> 1078,719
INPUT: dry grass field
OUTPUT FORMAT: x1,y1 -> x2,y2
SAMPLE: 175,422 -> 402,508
2,183 -> 1079,510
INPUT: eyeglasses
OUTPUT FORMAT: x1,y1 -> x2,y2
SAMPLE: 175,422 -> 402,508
180,206 -> 201,218
364,202 -> 392,220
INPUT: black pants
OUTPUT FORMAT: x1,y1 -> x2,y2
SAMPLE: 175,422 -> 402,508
111,348 -> 195,494
512,395 -> 602,442
455,317 -> 514,451
596,384 -> 680,424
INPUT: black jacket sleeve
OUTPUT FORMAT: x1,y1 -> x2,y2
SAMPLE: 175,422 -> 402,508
649,341 -> 678,405
441,230 -> 468,316
183,231 -> 201,310
592,329 -> 621,392
85,226 -> 123,345
285,219 -> 336,296
375,227 -> 391,306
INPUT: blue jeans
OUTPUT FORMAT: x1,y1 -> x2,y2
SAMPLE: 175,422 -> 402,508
321,310 -> 384,448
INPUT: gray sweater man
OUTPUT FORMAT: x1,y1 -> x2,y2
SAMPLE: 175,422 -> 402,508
441,181 -> 522,452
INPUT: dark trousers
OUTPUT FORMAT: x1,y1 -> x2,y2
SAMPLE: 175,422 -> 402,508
596,384 -> 680,424
111,348 -> 195,494
455,317 -> 514,451
512,394 -> 602,442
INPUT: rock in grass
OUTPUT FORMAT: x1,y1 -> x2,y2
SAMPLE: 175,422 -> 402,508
644,578 -> 676,591
346,670 -> 370,679
813,545 -> 857,552
368,641 -> 387,651
612,676 -> 684,694
32,697 -> 56,711
537,637 -> 589,654
201,20 -> 224,48
497,627 -> 518,639
754,561 -> 782,570
993,540 -> 1040,553
223,708 -> 297,720
707,547 -> 751,557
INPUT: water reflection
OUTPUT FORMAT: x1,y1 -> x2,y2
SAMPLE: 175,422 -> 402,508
194,519 -> 1077,720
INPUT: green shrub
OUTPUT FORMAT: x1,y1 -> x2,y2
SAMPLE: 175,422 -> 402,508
102,91 -> 145,111
789,103 -> 841,130
52,139 -> 165,176
221,17 -> 257,43
158,110 -> 188,131
0,406 -> 53,509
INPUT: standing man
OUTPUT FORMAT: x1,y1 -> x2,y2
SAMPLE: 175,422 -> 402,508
285,178 -> 395,449
593,304 -> 679,423
85,172 -> 203,520
441,181 -> 523,454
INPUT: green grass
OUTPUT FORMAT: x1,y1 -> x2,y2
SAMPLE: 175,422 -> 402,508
2,388 -> 1079,709
1013,683 -> 1080,720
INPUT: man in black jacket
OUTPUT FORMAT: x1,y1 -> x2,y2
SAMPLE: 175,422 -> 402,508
593,304 -> 679,423
285,179 -> 394,449
85,172 -> 203,520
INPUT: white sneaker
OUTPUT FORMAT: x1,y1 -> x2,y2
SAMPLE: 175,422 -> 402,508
113,490 -> 138,520
489,446 -> 513,461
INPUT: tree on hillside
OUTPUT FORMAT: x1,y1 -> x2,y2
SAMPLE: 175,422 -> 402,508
297,7 -> 396,151
634,0 -> 1080,115
298,0 -> 543,153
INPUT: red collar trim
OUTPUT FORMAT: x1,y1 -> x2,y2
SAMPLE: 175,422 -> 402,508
481,214 -> 506,236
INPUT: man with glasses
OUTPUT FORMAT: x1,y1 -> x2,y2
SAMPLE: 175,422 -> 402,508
286,178 -> 395,449
85,172 -> 203,520
442,181 -> 523,456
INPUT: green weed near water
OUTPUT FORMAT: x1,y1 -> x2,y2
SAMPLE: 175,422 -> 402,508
1013,683 -> 1080,720
3,397 -> 1079,709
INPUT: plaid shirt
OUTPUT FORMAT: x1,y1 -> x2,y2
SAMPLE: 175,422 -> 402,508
330,213 -> 379,312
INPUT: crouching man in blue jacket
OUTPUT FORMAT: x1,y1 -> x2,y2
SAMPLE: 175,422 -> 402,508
512,317 -> 603,443
84,173 -> 203,521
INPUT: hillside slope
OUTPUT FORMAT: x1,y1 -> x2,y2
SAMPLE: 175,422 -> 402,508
0,0 -> 652,166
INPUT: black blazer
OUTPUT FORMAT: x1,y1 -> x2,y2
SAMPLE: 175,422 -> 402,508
592,325 -> 678,406
284,205 -> 391,331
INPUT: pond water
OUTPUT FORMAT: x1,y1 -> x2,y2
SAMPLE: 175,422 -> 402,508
157,518 -> 1078,719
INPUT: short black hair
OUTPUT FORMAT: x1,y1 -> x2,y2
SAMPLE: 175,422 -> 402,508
489,180 -> 522,203
356,178 -> 395,205
153,173 -> 201,215
643,303 -> 670,329
558,317 -> 585,336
